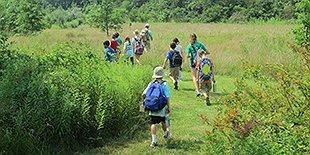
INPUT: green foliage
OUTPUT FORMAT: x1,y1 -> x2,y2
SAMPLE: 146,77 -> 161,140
87,0 -> 127,35
201,46 -> 309,153
45,6 -> 85,28
294,0 -> 310,49
125,0 -> 297,23
0,42 -> 152,154
2,0 -> 46,34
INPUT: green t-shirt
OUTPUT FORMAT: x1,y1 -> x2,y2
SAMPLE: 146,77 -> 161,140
185,41 -> 207,63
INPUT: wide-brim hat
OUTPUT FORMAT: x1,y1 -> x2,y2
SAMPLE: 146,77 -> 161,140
133,29 -> 139,34
152,67 -> 166,78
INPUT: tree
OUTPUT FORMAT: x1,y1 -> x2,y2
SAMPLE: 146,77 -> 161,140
294,0 -> 310,49
2,0 -> 46,35
87,0 -> 126,36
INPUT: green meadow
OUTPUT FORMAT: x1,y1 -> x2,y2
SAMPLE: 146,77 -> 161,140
10,23 -> 295,76
4,23 -> 305,155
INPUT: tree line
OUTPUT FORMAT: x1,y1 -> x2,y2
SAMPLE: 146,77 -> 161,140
0,0 -> 302,35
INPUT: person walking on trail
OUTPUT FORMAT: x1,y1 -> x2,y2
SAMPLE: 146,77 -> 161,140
122,36 -> 134,65
132,29 -> 144,65
173,38 -> 184,81
185,33 -> 209,97
163,43 -> 183,90
141,23 -> 153,52
103,40 -> 116,62
114,32 -> 122,45
142,67 -> 171,148
196,50 -> 216,106
110,34 -> 119,55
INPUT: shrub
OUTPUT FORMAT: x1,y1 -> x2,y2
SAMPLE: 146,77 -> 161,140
294,0 -> 310,49
200,45 -> 309,154
2,0 -> 46,34
0,42 -> 152,154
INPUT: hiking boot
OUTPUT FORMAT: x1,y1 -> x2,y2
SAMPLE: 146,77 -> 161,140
206,97 -> 211,106
196,91 -> 201,97
150,142 -> 157,148
174,81 -> 178,90
163,131 -> 170,139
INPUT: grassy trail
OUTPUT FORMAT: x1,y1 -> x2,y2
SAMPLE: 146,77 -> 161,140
84,73 -> 235,155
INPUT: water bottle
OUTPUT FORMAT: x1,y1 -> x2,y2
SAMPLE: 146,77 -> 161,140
213,82 -> 216,92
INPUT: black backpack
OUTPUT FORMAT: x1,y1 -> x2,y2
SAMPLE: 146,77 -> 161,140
171,50 -> 183,67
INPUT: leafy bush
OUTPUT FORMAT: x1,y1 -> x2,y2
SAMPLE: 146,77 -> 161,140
0,42 -> 152,154
1,0 -> 46,34
294,0 -> 310,49
200,45 -> 309,154
45,6 -> 84,29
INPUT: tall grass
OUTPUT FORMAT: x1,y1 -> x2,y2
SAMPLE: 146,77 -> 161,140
0,42 -> 152,154
10,23 -> 295,76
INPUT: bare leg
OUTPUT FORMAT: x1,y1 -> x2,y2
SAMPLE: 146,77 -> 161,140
169,76 -> 175,82
135,54 -> 141,65
191,68 -> 199,92
151,124 -> 156,135
161,121 -> 167,132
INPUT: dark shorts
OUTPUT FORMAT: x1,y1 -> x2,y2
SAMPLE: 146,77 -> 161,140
149,116 -> 165,124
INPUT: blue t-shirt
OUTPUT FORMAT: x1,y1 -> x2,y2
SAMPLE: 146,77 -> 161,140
166,50 -> 177,68
104,47 -> 116,62
116,37 -> 122,45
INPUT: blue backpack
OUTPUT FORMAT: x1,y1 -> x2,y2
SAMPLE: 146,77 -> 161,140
144,81 -> 168,112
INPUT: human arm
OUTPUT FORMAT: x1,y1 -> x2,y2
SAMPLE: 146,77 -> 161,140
163,58 -> 168,69
123,44 -> 127,55
163,52 -> 171,69
166,98 -> 170,113
199,42 -> 210,54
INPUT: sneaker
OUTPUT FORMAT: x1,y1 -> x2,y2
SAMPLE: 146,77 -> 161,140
206,97 -> 211,106
163,131 -> 170,139
174,81 -> 178,90
196,91 -> 201,97
150,142 -> 157,148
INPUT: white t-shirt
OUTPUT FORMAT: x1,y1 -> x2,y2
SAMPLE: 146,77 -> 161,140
132,35 -> 140,49
175,44 -> 183,56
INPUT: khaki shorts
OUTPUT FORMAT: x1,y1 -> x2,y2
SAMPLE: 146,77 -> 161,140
169,67 -> 180,78
200,80 -> 212,93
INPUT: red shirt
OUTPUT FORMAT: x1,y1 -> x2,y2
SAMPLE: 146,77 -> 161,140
110,40 -> 119,52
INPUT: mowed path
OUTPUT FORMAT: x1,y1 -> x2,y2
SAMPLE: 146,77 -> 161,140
83,73 -> 235,155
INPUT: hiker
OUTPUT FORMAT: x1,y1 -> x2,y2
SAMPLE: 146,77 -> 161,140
142,67 -> 171,148
173,38 -> 184,81
163,43 -> 183,90
110,34 -> 119,56
114,32 -> 122,45
103,40 -> 116,62
132,29 -> 144,65
185,33 -> 209,96
141,23 -> 153,52
123,36 -> 134,65
196,50 -> 215,106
